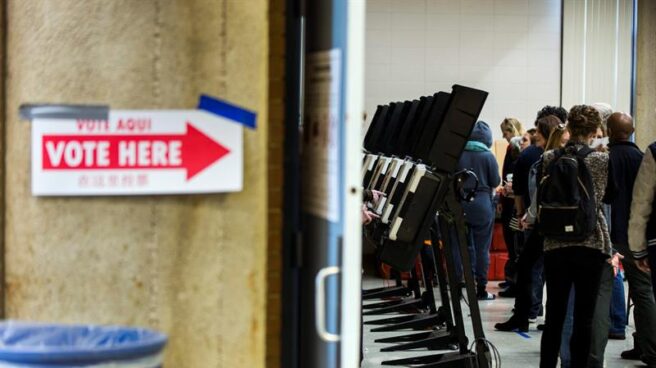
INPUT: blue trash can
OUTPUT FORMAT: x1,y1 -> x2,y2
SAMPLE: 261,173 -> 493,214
0,321 -> 167,367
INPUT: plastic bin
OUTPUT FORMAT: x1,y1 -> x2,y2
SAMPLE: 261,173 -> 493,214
0,321 -> 167,367
490,222 -> 507,252
487,252 -> 509,281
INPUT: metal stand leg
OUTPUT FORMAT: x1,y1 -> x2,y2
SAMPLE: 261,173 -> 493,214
363,270 -> 413,300
380,188 -> 492,367
381,351 -> 477,367
363,266 -> 425,315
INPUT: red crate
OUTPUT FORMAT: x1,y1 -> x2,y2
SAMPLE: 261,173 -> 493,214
490,222 -> 507,252
487,252 -> 509,281
378,256 -> 423,280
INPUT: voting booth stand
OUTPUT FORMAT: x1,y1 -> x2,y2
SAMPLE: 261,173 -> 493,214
361,85 -> 493,368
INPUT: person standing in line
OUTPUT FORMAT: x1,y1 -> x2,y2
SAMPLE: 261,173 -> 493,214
588,108 -> 632,368
494,115 -> 562,331
629,138 -> 656,368
453,121 -> 501,300
504,107 -> 568,314
560,108 -> 627,368
525,128 -> 537,148
603,113 -> 656,365
498,118 -> 525,295
539,105 -> 611,368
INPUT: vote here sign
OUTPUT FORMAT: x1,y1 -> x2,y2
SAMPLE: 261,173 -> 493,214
31,110 -> 243,196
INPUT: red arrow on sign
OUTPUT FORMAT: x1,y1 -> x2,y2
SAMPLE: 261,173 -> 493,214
42,122 -> 230,180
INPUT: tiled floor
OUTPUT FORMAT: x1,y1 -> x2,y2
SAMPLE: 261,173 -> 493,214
362,277 -> 641,368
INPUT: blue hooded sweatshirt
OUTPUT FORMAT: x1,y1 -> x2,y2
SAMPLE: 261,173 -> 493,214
458,121 -> 501,225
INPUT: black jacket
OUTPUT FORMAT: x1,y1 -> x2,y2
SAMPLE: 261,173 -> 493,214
513,145 -> 543,208
604,141 -> 643,246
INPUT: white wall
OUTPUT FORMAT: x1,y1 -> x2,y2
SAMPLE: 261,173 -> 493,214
365,0 -> 562,140
562,0 -> 634,115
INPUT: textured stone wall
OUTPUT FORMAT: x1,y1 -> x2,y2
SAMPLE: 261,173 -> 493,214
0,0 -> 5,318
636,0 -> 656,148
4,1 -> 268,367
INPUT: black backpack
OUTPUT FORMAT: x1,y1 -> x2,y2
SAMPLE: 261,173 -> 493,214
537,145 -> 597,241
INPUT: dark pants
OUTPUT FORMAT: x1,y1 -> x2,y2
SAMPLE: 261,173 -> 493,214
588,263 -> 614,367
650,247 -> 656,300
616,243 -> 656,365
560,265 -> 626,368
559,288 -> 575,368
540,247 -> 606,368
501,197 -> 517,283
530,251 -> 544,318
512,230 -> 543,322
457,194 -> 495,290
609,270 -> 627,334
450,219 -> 494,290
467,219 -> 494,289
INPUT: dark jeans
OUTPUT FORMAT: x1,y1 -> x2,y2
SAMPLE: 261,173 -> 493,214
501,198 -> 517,284
530,251 -> 544,318
512,230 -> 543,322
540,247 -> 606,368
609,270 -> 627,335
559,288 -> 575,368
451,219 -> 494,289
468,219 -> 494,288
616,243 -> 656,365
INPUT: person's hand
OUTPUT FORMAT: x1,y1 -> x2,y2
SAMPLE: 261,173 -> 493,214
519,213 -> 532,230
366,211 -> 380,224
503,181 -> 513,196
361,204 -> 379,225
371,190 -> 385,203
608,253 -> 624,276
362,204 -> 372,224
637,258 -> 651,273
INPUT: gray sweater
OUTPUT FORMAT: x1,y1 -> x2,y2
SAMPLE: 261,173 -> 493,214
542,145 -> 612,256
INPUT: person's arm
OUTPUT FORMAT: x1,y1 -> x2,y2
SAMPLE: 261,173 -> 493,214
525,163 -> 540,225
488,156 -> 501,207
629,148 -> 656,260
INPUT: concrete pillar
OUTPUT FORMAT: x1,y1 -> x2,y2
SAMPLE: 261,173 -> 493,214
0,0 -> 5,319
4,1 -> 269,366
636,0 -> 656,148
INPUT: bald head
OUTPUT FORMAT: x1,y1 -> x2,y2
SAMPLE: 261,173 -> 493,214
607,112 -> 634,142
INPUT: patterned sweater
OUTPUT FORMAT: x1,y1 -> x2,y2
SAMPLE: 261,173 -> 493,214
542,145 -> 612,256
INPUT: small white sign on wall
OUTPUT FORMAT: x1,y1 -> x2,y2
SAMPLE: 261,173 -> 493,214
302,49 -> 342,222
31,109 -> 245,196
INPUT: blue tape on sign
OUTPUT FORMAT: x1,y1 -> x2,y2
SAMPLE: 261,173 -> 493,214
515,330 -> 531,339
197,95 -> 257,129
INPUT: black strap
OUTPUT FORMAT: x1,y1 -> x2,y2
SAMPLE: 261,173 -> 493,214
574,146 -> 594,159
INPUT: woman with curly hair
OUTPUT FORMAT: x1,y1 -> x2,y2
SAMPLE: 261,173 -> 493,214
539,105 -> 612,368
